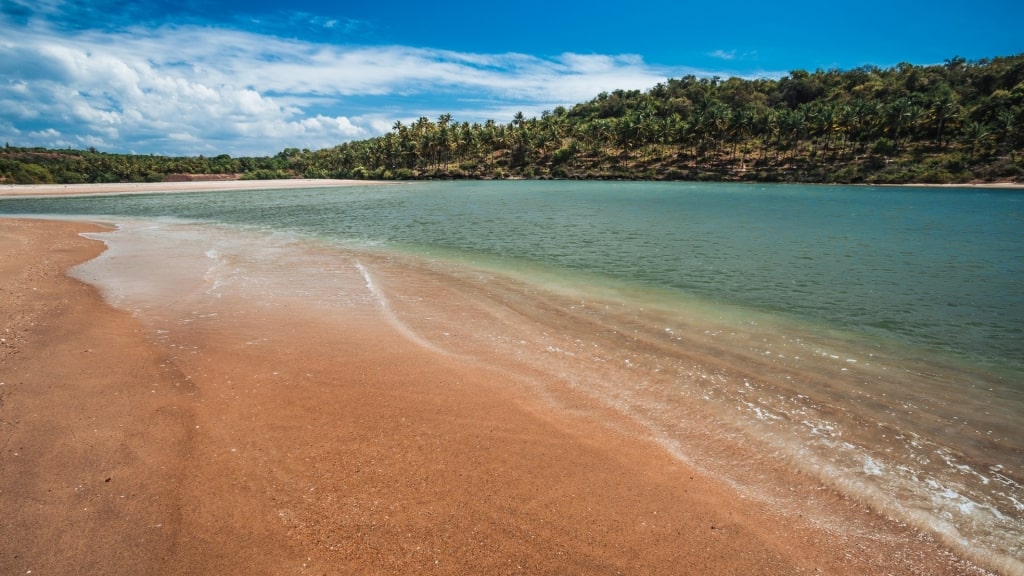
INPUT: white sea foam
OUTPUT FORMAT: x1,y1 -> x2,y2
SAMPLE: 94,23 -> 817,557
354,260 -> 450,356
862,456 -> 884,477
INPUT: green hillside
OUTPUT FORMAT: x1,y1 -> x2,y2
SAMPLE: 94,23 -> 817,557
4,54 -> 1022,185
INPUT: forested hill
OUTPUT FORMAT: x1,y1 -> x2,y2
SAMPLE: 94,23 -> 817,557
3,54 -> 1023,185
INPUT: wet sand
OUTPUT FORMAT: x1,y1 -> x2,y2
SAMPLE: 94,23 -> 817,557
0,216 -> 994,575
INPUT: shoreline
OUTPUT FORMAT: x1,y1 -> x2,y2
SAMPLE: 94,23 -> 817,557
0,216 -> 999,575
0,178 -> 389,198
873,181 -> 1024,189
2,178 -> 1021,199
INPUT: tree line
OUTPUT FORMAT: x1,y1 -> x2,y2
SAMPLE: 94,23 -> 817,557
3,54 -> 1022,185
0,149 -> 292,185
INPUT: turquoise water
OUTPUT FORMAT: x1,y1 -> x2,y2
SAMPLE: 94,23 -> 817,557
4,181 -> 1022,368
3,181 -> 1023,571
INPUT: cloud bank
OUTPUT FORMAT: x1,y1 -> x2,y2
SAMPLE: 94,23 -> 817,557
0,14 -> 702,156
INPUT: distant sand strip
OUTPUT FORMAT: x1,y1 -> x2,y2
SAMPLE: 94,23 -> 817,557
4,178 -> 1022,199
0,178 -> 388,198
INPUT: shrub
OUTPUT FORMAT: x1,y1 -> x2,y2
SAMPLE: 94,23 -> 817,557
13,163 -> 54,184
918,170 -> 955,184
871,138 -> 897,156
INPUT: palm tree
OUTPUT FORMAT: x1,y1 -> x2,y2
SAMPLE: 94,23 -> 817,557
885,97 -> 914,150
812,102 -> 838,153
995,109 -> 1019,160
780,107 -> 807,159
962,121 -> 991,162
928,89 -> 959,149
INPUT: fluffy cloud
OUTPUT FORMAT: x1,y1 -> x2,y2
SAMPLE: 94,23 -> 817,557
0,15 -> 691,156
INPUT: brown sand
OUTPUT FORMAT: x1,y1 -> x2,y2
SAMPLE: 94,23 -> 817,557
0,217 -> 991,575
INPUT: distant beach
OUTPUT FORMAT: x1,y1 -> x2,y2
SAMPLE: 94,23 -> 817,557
2,177 -> 1022,200
0,178 -> 385,198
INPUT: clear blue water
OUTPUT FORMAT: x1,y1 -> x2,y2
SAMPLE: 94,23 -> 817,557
4,181 -> 1022,369
3,180 -> 1023,572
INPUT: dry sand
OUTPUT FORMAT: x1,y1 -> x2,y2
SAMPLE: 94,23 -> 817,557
0,185 -> 996,574
2,178 -> 1022,199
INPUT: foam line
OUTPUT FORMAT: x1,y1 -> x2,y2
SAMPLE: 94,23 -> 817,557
354,260 -> 449,356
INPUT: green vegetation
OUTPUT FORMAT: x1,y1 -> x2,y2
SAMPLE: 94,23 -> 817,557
3,54 -> 1022,185
0,148 -> 290,185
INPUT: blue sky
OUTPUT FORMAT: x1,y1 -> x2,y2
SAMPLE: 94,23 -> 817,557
2,0 -> 1021,156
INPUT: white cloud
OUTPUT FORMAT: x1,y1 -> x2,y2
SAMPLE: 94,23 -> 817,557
76,134 -> 109,149
709,49 -> 736,60
29,127 -> 60,139
0,14 -> 729,156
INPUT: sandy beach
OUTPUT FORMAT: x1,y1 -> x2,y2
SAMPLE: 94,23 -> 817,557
0,178 -> 381,198
2,178 -> 1022,199
0,182 -> 998,575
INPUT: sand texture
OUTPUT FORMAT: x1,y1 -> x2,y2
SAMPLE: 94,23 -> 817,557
0,217 -> 992,575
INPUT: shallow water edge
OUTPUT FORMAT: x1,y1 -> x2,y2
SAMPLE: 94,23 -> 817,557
64,218 -> 1022,575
